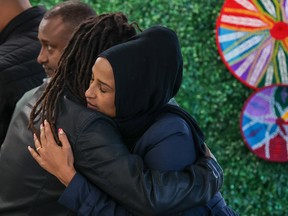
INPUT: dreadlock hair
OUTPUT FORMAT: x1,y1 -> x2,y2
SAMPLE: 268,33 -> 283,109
29,12 -> 141,144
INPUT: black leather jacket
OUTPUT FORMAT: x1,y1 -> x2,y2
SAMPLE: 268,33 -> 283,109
0,89 -> 223,216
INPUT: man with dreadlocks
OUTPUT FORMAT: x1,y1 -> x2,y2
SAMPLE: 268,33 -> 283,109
25,11 -> 223,216
0,1 -> 95,215
27,18 -> 234,215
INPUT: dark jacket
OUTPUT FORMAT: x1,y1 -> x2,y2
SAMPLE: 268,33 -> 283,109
0,6 -> 46,145
0,90 -> 223,216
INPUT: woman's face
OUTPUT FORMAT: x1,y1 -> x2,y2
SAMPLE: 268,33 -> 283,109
85,57 -> 116,117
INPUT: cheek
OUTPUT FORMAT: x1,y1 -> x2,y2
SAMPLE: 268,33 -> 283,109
102,95 -> 116,117
53,52 -> 62,65
108,98 -> 116,113
49,51 -> 62,66
47,56 -> 58,68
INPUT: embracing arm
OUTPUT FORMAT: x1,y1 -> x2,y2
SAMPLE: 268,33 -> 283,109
30,120 -> 223,216
57,159 -> 219,216
58,173 -> 131,216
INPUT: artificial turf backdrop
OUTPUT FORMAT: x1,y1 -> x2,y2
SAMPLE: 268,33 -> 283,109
31,0 -> 288,215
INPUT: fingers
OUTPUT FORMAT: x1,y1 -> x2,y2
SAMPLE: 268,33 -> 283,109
44,120 -> 54,148
41,120 -> 58,148
28,146 -> 41,162
39,120 -> 67,149
58,128 -> 71,149
33,133 -> 42,153
40,122 -> 46,147
28,146 -> 48,171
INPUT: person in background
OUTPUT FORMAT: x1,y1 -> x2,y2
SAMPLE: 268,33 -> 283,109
10,0 -> 96,119
0,0 -> 46,145
0,1 -> 95,215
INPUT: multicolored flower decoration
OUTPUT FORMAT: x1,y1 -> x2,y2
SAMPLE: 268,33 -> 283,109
216,0 -> 288,162
216,0 -> 288,89
241,85 -> 288,162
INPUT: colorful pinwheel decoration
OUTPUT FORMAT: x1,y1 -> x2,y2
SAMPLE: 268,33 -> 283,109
216,0 -> 288,162
241,85 -> 288,162
216,0 -> 288,89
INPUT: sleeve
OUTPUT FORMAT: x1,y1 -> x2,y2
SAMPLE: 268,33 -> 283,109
69,117 -> 223,216
58,173 -> 131,216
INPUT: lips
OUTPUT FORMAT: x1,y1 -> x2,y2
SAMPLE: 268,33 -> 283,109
87,102 -> 98,111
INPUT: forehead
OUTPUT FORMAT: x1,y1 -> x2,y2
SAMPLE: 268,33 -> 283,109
38,16 -> 72,46
92,58 -> 114,81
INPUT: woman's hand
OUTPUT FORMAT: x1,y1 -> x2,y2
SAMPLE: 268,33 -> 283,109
28,120 -> 76,187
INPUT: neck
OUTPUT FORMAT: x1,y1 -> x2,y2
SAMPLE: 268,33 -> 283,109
0,0 -> 32,32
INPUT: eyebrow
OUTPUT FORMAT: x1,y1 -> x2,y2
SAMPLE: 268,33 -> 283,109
38,38 -> 49,44
98,80 -> 113,90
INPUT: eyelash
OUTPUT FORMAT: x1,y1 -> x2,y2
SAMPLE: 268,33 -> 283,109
99,85 -> 108,93
90,74 -> 108,94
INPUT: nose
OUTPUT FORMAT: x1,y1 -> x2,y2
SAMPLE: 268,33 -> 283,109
85,85 -> 94,99
37,47 -> 48,65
